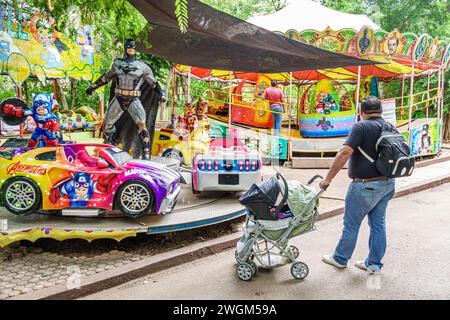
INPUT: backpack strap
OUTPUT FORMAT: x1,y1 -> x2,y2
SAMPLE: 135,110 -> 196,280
357,119 -> 385,164
358,146 -> 375,163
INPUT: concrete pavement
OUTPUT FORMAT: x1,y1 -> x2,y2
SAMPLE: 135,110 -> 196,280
83,184 -> 450,300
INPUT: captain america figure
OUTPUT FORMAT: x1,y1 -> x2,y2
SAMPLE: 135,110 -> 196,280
86,39 -> 166,160
1,93 -> 60,148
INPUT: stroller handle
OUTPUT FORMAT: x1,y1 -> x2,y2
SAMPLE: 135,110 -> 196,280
272,172 -> 289,217
307,175 -> 324,186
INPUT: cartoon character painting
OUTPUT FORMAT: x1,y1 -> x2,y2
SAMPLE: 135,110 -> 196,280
50,171 -> 115,208
60,172 -> 95,207
1,93 -> 61,148
421,124 -> 432,152
339,94 -> 353,111
315,92 -> 338,114
0,31 -> 20,63
316,117 -> 334,132
41,46 -> 64,68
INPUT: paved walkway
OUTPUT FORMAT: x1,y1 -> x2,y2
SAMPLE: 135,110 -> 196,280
1,156 -> 450,300
83,184 -> 450,300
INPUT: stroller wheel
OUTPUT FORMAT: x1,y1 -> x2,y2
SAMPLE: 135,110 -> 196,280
290,245 -> 300,259
235,250 -> 243,263
291,262 -> 309,280
235,250 -> 253,264
248,260 -> 257,276
236,263 -> 254,281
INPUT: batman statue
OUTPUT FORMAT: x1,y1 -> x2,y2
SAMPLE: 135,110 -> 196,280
86,39 -> 166,160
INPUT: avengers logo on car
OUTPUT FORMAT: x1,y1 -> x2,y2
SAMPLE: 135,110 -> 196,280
6,162 -> 47,176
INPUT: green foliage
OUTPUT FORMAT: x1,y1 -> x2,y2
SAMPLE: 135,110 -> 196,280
322,0 -> 450,115
200,0 -> 287,20
175,0 -> 189,33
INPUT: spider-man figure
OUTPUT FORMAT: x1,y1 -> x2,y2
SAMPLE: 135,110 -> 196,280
1,93 -> 60,148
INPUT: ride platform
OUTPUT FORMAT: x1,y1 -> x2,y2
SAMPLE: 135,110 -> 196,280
0,185 -> 246,247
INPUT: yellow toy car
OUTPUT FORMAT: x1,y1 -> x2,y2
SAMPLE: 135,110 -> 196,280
152,120 -> 210,166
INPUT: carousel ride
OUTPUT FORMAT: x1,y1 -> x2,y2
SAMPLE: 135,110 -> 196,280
175,24 -> 449,167
0,0 -> 447,246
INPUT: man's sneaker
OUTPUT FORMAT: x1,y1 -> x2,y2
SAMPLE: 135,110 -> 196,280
322,255 -> 346,269
355,260 -> 381,275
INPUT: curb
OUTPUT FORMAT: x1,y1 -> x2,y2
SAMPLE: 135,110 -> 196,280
10,159 -> 450,300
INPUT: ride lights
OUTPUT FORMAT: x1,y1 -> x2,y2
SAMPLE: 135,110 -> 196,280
214,160 -> 219,171
239,160 -> 243,171
245,160 -> 250,171
199,159 -> 205,170
207,160 -> 212,171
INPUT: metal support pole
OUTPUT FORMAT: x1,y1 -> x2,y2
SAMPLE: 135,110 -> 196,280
426,71 -> 431,119
401,76 -> 406,120
171,67 -> 176,115
288,72 -> 293,161
17,85 -> 24,137
228,71 -> 232,134
437,68 -> 442,120
355,66 -> 362,123
187,66 -> 192,104
408,63 -> 416,145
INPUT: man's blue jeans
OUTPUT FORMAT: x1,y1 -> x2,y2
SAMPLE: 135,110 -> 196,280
270,105 -> 283,137
333,179 -> 396,270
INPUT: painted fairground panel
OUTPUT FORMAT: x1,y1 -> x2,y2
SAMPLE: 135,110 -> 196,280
402,119 -> 442,157
259,134 -> 288,160
298,80 -> 356,138
0,1 -> 104,85
231,76 -> 274,129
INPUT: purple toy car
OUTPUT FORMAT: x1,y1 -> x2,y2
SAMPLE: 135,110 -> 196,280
0,143 -> 181,218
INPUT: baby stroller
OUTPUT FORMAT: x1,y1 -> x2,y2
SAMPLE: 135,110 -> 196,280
235,173 -> 325,281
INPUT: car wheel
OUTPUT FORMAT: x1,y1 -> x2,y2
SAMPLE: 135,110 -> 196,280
1,177 -> 41,216
162,149 -> 185,165
115,180 -> 154,218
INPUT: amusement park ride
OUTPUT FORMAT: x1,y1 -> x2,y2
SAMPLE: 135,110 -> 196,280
0,0 -> 448,247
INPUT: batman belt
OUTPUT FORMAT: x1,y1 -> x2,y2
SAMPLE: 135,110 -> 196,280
115,88 -> 141,97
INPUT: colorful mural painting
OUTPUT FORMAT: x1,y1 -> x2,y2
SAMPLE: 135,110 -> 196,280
299,80 -> 356,138
0,1 -> 104,85
404,119 -> 442,157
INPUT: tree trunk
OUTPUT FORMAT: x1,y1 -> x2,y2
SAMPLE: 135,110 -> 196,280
55,79 -> 69,111
70,79 -> 77,110
159,70 -> 173,121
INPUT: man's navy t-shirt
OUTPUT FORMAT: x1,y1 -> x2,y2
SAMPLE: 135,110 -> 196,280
344,117 -> 386,179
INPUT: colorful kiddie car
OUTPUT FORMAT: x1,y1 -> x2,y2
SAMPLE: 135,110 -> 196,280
191,138 -> 263,194
0,143 -> 181,218
152,121 -> 210,166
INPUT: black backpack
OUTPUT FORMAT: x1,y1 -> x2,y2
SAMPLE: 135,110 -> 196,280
358,122 -> 416,178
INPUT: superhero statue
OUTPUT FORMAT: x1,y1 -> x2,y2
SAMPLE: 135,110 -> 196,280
0,94 -> 61,148
86,39 -> 166,160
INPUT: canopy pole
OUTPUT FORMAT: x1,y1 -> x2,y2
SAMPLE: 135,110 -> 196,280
355,66 -> 362,123
288,72 -> 293,161
187,66 -> 192,104
437,68 -> 441,120
171,66 -> 176,115
17,85 -> 24,138
408,62 -> 416,144
228,71 -> 232,134
439,67 -> 445,143
439,68 -> 445,146
442,68 -> 446,121
426,71 -> 431,119
400,76 -> 406,120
